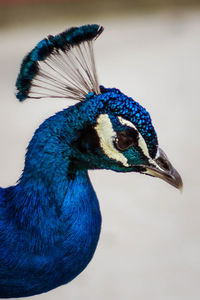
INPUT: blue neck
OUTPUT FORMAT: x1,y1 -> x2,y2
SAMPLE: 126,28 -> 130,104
10,169 -> 101,247
2,107 -> 102,297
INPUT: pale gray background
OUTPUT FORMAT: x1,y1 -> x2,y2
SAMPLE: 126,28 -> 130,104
0,6 -> 200,300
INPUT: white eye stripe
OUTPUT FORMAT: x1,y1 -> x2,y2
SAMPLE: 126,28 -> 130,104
94,114 -> 129,167
118,116 -> 152,161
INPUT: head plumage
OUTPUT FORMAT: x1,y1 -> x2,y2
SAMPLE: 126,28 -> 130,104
16,24 -> 103,101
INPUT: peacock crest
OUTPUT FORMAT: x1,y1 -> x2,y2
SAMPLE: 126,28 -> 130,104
16,24 -> 103,101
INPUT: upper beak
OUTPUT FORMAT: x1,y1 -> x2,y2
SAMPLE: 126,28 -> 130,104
143,148 -> 183,190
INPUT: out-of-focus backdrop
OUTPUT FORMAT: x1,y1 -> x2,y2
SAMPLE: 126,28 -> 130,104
0,1 -> 200,299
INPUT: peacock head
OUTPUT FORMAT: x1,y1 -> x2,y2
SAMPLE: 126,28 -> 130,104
15,24 -> 182,189
70,86 -> 182,189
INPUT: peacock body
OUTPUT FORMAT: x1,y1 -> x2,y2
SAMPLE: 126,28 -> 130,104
0,24 -> 182,298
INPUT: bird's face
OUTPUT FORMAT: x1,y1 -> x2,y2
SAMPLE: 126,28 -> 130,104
74,87 -> 182,189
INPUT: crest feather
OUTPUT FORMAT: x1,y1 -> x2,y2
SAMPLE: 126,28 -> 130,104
16,24 -> 103,101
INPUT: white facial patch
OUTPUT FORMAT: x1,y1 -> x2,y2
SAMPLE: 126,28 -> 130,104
118,116 -> 154,163
94,114 -> 129,167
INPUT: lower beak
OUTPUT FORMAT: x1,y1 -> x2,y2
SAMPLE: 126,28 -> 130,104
142,148 -> 183,190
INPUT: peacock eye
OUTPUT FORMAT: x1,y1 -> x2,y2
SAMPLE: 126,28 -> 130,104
114,129 -> 138,151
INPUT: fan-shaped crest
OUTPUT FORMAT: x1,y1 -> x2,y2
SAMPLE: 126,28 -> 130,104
16,24 -> 103,101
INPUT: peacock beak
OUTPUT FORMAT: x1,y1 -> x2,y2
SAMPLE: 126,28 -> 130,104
143,148 -> 183,190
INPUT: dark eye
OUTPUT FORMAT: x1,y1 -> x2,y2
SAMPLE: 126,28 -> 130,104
114,129 -> 138,151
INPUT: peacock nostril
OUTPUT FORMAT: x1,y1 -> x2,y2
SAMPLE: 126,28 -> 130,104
144,147 -> 183,190
156,157 -> 170,171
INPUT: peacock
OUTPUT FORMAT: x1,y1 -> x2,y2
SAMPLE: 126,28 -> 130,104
0,24 -> 182,298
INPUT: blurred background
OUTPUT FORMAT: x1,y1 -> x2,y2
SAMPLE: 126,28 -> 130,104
0,0 -> 200,299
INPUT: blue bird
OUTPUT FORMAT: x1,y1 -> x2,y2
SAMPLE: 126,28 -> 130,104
0,24 -> 182,298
